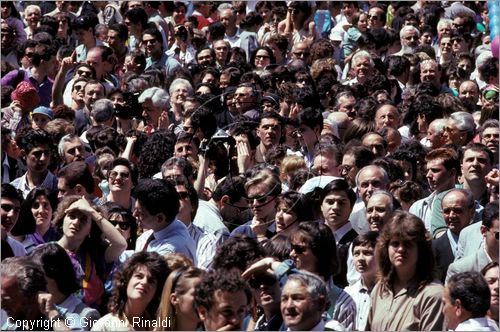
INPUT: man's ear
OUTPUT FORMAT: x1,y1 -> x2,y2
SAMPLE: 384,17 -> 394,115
74,184 -> 85,195
156,212 -> 166,224
197,306 -> 207,321
454,298 -> 463,317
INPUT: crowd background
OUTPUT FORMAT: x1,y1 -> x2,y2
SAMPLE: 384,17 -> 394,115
0,0 -> 499,331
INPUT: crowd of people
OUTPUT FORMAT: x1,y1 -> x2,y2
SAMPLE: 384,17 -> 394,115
0,0 -> 499,331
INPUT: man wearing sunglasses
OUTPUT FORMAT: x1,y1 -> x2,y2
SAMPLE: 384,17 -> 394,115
446,201 -> 499,284
143,27 -> 181,77
367,6 -> 385,30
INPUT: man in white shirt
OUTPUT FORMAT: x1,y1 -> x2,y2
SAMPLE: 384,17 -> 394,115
442,271 -> 498,331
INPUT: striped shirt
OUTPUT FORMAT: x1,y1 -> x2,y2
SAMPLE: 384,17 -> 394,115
345,279 -> 372,331
187,223 -> 219,270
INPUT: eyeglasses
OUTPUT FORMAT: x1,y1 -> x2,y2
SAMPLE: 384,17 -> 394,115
77,70 -> 92,77
369,15 -> 381,20
248,274 -> 277,289
291,244 -> 307,254
1,204 -> 20,213
293,51 -> 309,57
109,170 -> 130,180
143,38 -> 157,45
109,219 -> 131,230
24,52 -> 34,58
178,191 -> 189,200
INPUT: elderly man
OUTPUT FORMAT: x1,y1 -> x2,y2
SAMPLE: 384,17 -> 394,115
1,256 -> 70,330
233,83 -> 261,120
344,51 -> 374,85
420,59 -> 453,94
281,272 -> 345,331
442,272 -> 497,331
479,120 -> 499,166
424,118 -> 447,149
219,5 -> 241,47
394,25 -> 420,55
458,80 -> 480,112
446,201 -> 499,284
349,165 -> 390,235
138,87 -> 171,135
433,189 -> 476,283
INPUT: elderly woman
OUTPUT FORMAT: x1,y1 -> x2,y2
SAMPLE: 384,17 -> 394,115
368,211 -> 444,330
91,252 -> 169,331
54,196 -> 127,308
442,111 -> 476,146
169,78 -> 193,125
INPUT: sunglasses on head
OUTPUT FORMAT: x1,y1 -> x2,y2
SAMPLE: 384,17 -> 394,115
109,219 -> 131,230
291,244 -> 307,254
248,274 -> 277,289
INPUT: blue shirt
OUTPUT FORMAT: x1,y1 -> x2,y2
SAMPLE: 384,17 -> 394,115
136,219 -> 197,265
145,52 -> 181,77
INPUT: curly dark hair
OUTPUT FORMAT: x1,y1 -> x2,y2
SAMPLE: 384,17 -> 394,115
376,211 -> 435,293
15,129 -> 53,154
211,235 -> 265,272
108,252 -> 169,318
194,269 -> 251,312
137,130 -> 175,179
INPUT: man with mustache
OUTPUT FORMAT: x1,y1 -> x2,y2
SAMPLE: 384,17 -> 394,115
255,112 -> 283,164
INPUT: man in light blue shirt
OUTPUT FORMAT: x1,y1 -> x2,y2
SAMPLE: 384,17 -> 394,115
143,28 -> 181,77
133,179 -> 196,265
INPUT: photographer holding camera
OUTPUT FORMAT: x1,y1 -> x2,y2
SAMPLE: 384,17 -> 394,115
166,24 -> 197,66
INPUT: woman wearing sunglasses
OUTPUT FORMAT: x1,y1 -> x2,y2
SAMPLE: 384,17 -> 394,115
243,221 -> 357,330
368,211 -> 444,331
99,158 -> 138,213
54,195 -> 127,309
92,252 -> 169,331
102,202 -> 138,251
155,267 -> 205,331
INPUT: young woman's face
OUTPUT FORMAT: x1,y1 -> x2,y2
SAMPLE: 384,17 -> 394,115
275,202 -> 298,233
31,195 -> 53,229
126,265 -> 157,309
172,276 -> 202,322
289,236 -> 318,273
62,208 -> 92,241
388,237 -> 418,273
255,49 -> 271,69
109,213 -> 131,241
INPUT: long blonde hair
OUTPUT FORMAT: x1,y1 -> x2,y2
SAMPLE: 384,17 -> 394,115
155,267 -> 205,331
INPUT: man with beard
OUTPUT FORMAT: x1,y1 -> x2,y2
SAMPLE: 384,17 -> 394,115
394,25 -> 420,56
10,130 -> 57,198
143,28 -> 180,76
255,112 -> 283,164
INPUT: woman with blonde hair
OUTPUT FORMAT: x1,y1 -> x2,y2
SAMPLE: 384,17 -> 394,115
368,211 -> 444,330
155,267 -> 205,331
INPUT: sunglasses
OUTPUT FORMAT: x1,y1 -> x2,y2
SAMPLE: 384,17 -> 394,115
77,70 -> 92,77
247,195 -> 269,204
24,52 -> 34,58
489,228 -> 499,240
291,244 -> 307,254
110,219 -> 131,230
109,170 -> 130,180
73,84 -> 85,92
1,204 -> 20,213
248,274 -> 277,289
